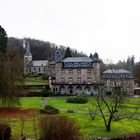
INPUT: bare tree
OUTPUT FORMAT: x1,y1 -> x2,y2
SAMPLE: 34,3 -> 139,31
95,85 -> 125,131
94,66 -> 136,131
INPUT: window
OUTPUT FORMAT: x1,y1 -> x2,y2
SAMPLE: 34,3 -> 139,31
69,70 -> 73,74
39,67 -> 40,72
112,81 -> 115,85
87,77 -> 91,83
61,77 -> 65,82
44,67 -> 46,72
77,69 -> 81,75
112,74 -> 114,78
77,77 -> 81,83
69,77 -> 73,83
61,69 -> 65,75
107,80 -> 110,86
87,69 -> 91,75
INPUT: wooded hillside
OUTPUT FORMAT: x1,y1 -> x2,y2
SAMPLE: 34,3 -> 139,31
8,37 -> 86,61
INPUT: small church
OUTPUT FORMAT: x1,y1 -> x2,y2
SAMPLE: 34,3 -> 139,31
23,39 -> 49,75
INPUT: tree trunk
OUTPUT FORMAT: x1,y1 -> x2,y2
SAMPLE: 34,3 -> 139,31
106,124 -> 111,131
106,114 -> 113,131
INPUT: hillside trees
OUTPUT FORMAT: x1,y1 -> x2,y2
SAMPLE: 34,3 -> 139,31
8,38 -> 86,60
0,26 -> 7,54
64,47 -> 72,58
133,63 -> 140,85
0,26 -> 23,107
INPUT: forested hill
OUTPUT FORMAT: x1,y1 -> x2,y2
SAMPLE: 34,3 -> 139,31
8,37 -> 86,61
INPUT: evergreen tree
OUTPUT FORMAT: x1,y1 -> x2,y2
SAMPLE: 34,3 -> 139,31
89,53 -> 93,59
0,25 -> 7,54
0,26 -> 23,107
64,47 -> 72,58
126,56 -> 135,72
133,63 -> 140,85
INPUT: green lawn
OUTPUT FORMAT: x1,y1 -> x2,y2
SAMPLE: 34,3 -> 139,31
2,97 -> 140,139
20,97 -> 140,114
23,77 -> 48,86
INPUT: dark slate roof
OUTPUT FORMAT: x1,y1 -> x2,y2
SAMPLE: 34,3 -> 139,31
63,57 -> 93,62
102,69 -> 133,79
25,40 -> 31,55
103,69 -> 131,74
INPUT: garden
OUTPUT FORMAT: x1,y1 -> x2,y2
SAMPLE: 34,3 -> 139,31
1,96 -> 140,140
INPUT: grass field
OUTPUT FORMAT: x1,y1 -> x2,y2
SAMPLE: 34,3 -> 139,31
1,97 -> 140,139
23,77 -> 48,86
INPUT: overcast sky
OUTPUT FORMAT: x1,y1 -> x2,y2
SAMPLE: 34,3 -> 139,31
1,0 -> 140,63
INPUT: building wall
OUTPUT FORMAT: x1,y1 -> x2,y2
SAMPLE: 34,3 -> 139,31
52,84 -> 99,95
102,69 -> 135,94
50,60 -> 101,95
50,64 -> 55,76
104,79 -> 134,94
24,54 -> 32,74
54,62 -> 100,84
27,66 -> 47,75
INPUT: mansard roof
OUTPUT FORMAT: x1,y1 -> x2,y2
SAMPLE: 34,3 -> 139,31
102,69 -> 133,79
63,57 -> 93,63
30,60 -> 49,67
103,69 -> 131,74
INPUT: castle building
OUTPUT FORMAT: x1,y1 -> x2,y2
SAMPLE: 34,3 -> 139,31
49,51 -> 103,95
102,69 -> 134,94
23,40 -> 49,75
23,40 -> 134,95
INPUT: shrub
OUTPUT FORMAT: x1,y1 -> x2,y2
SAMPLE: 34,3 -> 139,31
106,91 -> 112,96
0,124 -> 11,140
39,115 -> 81,140
67,109 -> 74,113
67,93 -> 88,103
41,89 -> 49,96
41,105 -> 59,114
41,74 -> 49,80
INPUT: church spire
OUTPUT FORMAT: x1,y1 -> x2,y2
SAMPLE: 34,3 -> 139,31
25,40 -> 31,55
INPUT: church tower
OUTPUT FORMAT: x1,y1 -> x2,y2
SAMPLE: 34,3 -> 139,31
54,49 -> 62,62
23,39 -> 32,74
